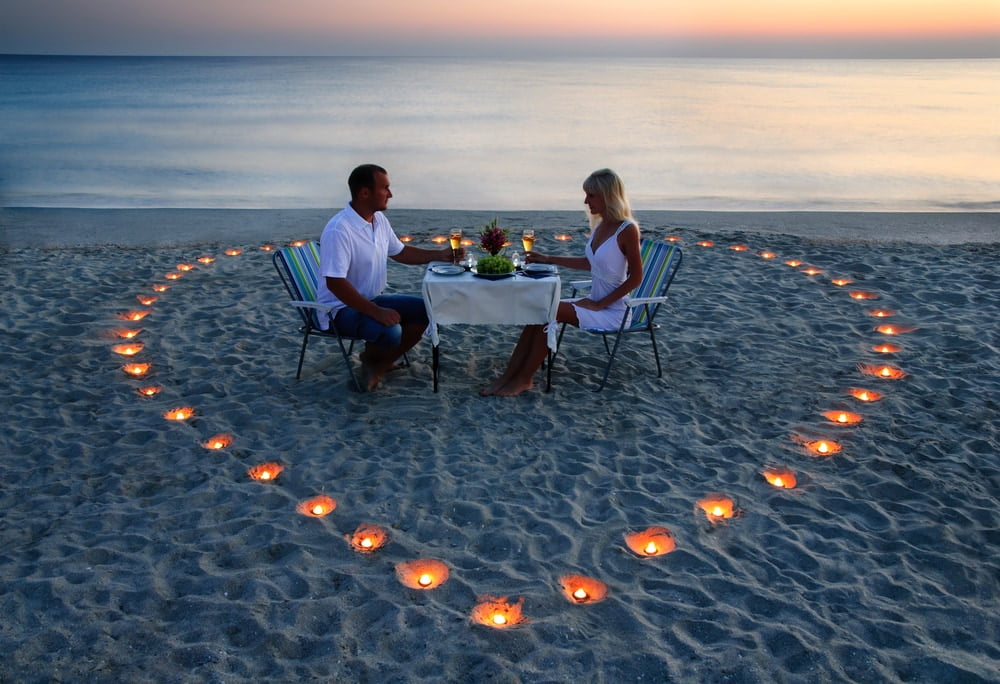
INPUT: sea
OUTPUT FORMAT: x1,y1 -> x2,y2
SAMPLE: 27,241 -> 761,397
1,55 -> 998,214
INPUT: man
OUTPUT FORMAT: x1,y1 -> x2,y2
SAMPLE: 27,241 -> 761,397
318,164 -> 459,391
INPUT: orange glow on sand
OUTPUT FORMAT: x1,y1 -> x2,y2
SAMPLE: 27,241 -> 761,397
697,240 -> 714,247
136,385 -> 162,397
471,596 -> 528,629
247,462 -> 284,481
136,295 -> 158,306
225,248 -> 243,256
555,233 -> 573,241
115,328 -> 142,339
122,362 -> 151,376
795,436 -> 842,456
297,495 -> 336,517
784,259 -> 803,267
849,290 -> 879,300
876,324 -> 916,335
624,526 -> 676,557
848,387 -> 884,402
831,278 -> 853,286
859,362 -> 907,379
559,574 -> 608,604
873,343 -> 902,353
695,494 -> 737,522
869,309 -> 896,318
822,410 -> 863,425
763,466 -> 797,489
111,343 -> 144,356
152,284 -> 170,292
759,251 -> 777,259
201,433 -> 233,449
164,272 -> 183,280
346,523 -> 390,553
396,559 -> 449,589
163,406 -> 195,421
119,310 -> 150,321
198,256 -> 216,263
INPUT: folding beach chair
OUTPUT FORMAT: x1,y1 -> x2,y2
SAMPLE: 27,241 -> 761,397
555,239 -> 682,392
272,241 -> 365,389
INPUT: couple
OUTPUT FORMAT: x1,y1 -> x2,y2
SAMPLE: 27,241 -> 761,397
318,164 -> 642,395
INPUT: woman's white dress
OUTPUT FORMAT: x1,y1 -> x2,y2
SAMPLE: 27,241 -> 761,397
570,220 -> 634,331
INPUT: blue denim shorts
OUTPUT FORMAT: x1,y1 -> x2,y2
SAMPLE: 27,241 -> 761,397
332,294 -> 428,348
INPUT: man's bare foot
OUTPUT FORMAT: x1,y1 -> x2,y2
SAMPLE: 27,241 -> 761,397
494,379 -> 533,397
360,361 -> 392,392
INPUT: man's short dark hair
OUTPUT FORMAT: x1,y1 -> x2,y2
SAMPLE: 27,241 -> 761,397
348,164 -> 388,199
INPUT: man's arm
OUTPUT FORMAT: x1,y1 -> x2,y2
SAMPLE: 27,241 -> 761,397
325,277 -> 400,326
390,244 -> 458,265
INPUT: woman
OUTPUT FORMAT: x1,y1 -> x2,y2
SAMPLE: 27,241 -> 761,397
481,169 -> 643,396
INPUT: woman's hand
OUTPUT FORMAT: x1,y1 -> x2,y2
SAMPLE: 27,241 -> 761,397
574,298 -> 602,311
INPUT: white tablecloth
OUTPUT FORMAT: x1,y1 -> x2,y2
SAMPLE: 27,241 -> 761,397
422,266 -> 562,351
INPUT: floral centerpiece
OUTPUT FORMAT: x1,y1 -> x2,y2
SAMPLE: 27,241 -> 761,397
477,218 -> 514,274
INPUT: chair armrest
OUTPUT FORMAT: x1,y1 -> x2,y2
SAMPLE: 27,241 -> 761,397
623,295 -> 669,307
569,280 -> 593,297
288,299 -> 334,313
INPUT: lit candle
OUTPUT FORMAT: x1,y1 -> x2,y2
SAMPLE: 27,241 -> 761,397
470,596 -> 527,628
152,284 -> 169,292
225,248 -> 243,256
259,245 -> 274,252
695,495 -> 736,522
559,574 -> 608,604
112,343 -> 144,356
822,410 -> 863,425
849,291 -> 879,300
763,466 -> 797,489
163,407 -> 195,421
165,272 -> 182,280
177,263 -> 194,271
297,495 -> 336,517
873,343 -> 902,353
347,523 -> 389,553
198,256 -> 216,263
395,559 -> 449,589
801,439 -> 842,455
399,235 -> 414,243
801,267 -> 823,276
248,462 -> 284,481
784,259 -> 803,267
290,240 -> 307,247
136,385 -> 161,397
729,244 -> 748,251
697,240 -> 714,247
624,526 -> 676,557
201,433 -> 233,449
431,235 -> 447,244
869,309 -> 896,318
555,233 -> 574,241
848,387 -> 884,402
759,251 -> 776,259
136,295 -> 158,306
116,328 -> 142,339
831,278 -> 853,286
119,310 -> 150,321
123,363 -> 151,376
665,235 -> 682,242
858,362 -> 907,379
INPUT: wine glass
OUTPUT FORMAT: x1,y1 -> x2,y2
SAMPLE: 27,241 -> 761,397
449,228 -> 462,264
521,229 -> 535,256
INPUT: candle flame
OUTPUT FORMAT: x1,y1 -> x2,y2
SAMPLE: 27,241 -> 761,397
289,240 -> 307,247
873,343 -> 902,353
471,596 -> 528,628
831,278 -> 852,286
784,260 -> 803,267
297,495 -> 336,517
165,273 -> 182,280
729,244 -> 748,251
136,295 -> 158,306
198,256 -> 216,263
347,523 -> 390,553
177,263 -> 194,271
123,363 -> 151,376
431,235 -> 447,244
112,343 -> 144,356
259,245 -> 274,252
624,526 -> 676,557
763,466 -> 797,489
822,410 -> 863,425
201,433 -> 233,449
555,233 -> 574,241
696,240 -> 714,247
119,310 -> 150,321
665,235 -> 682,242
848,387 -> 884,402
559,574 -> 608,604
801,438 -> 842,456
696,495 -> 736,521
225,248 -> 243,256
396,559 -> 449,589
116,328 -> 142,339
858,362 -> 907,380
152,284 -> 170,292
869,309 -> 896,318
163,407 -> 195,421
849,291 -> 879,300
801,267 -> 823,276
759,251 -> 776,259
248,462 -> 284,482
876,324 -> 916,335
136,385 -> 161,397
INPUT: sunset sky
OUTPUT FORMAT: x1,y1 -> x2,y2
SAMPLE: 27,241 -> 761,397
3,0 -> 999,57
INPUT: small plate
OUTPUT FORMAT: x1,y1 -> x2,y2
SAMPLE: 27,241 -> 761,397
473,272 -> 514,280
430,264 -> 465,276
523,263 -> 557,274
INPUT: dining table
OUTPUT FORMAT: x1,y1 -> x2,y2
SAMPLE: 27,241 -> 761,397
421,263 -> 562,391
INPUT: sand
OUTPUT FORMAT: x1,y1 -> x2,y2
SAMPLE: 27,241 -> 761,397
1,210 -> 998,682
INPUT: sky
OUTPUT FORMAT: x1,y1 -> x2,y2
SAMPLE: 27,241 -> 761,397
2,0 -> 999,57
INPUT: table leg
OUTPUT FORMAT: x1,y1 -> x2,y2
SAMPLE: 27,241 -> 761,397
432,344 -> 440,392
545,350 -> 553,392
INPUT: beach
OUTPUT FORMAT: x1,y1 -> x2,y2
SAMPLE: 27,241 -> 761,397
1,209 -> 998,682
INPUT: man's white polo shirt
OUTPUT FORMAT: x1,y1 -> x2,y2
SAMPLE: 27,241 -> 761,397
316,204 -> 405,329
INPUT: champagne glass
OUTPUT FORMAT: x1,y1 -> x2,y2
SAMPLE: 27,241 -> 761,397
449,228 -> 462,264
521,229 -> 535,256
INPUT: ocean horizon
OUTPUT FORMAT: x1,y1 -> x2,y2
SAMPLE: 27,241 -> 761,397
2,56 -> 999,217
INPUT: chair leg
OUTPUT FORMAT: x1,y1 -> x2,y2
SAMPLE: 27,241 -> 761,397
337,337 -> 364,392
648,326 -> 663,378
594,330 -> 626,392
296,332 -> 310,380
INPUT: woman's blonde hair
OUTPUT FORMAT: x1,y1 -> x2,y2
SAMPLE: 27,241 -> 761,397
582,168 -> 637,230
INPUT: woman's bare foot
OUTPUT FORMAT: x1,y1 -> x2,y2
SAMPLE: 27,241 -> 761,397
494,379 -> 533,397
479,376 -> 510,396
